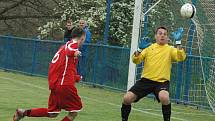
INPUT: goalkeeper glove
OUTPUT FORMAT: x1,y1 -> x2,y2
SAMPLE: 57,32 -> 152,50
171,27 -> 184,45
137,37 -> 150,52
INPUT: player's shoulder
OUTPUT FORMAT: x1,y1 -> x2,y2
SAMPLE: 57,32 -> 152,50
168,45 -> 174,48
143,43 -> 154,51
67,39 -> 78,44
165,44 -> 175,49
65,40 -> 78,48
58,44 -> 65,51
167,45 -> 178,52
147,43 -> 156,49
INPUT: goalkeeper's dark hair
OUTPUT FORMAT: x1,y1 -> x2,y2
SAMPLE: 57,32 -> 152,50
155,26 -> 168,34
71,27 -> 86,39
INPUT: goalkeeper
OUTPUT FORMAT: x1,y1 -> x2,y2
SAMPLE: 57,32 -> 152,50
121,26 -> 186,121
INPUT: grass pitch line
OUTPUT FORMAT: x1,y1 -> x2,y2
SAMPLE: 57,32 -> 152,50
0,76 -> 190,121
81,96 -> 187,121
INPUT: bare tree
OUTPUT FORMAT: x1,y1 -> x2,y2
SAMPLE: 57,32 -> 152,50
0,0 -> 61,38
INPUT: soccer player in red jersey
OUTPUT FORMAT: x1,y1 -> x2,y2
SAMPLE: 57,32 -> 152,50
13,27 -> 86,121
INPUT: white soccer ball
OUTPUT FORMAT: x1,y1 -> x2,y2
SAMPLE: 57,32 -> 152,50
180,3 -> 196,18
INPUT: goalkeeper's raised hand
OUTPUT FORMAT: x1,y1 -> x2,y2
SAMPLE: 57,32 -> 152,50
171,27 -> 184,45
137,37 -> 150,53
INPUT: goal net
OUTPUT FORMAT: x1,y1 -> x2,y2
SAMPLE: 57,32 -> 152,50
128,0 -> 215,112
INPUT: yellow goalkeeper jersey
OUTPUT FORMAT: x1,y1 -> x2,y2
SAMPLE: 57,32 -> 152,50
132,43 -> 186,82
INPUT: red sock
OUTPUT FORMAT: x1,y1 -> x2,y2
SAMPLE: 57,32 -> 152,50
25,108 -> 49,117
61,116 -> 71,121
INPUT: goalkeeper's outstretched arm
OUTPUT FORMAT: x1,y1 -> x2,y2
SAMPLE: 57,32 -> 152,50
132,37 -> 150,64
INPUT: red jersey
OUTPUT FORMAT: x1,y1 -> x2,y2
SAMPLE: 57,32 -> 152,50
48,40 -> 79,90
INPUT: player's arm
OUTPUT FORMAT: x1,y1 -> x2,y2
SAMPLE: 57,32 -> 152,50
132,49 -> 146,64
171,47 -> 186,61
132,37 -> 150,64
75,75 -> 82,83
170,27 -> 186,61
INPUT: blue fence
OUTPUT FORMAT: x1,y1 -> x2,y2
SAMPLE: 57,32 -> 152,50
0,35 -> 214,110
0,35 -> 130,90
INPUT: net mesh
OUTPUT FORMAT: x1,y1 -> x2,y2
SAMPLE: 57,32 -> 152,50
194,0 -> 215,112
138,0 -> 215,111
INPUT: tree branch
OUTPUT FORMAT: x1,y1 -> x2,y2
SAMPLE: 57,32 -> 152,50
0,15 -> 61,20
4,19 -> 13,29
27,0 -> 52,13
21,2 -> 50,15
0,0 -> 28,15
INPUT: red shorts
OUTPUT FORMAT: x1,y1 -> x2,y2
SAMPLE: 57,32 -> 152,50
48,85 -> 82,113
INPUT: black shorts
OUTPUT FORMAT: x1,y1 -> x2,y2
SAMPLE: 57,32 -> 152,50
129,78 -> 169,102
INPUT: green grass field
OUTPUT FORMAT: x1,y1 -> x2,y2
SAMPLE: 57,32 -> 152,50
0,70 -> 215,121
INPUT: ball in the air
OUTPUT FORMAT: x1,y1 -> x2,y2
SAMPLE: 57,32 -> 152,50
180,3 -> 196,18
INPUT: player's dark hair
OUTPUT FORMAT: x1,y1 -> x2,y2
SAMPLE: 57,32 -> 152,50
71,27 -> 86,39
155,26 -> 168,34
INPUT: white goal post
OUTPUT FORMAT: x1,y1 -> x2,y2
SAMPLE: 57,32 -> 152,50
127,0 -> 162,91
127,0 -> 143,91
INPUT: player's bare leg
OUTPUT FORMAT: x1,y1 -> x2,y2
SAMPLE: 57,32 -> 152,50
121,91 -> 137,121
61,112 -> 78,121
159,90 -> 171,121
13,108 -> 51,121
123,91 -> 137,105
